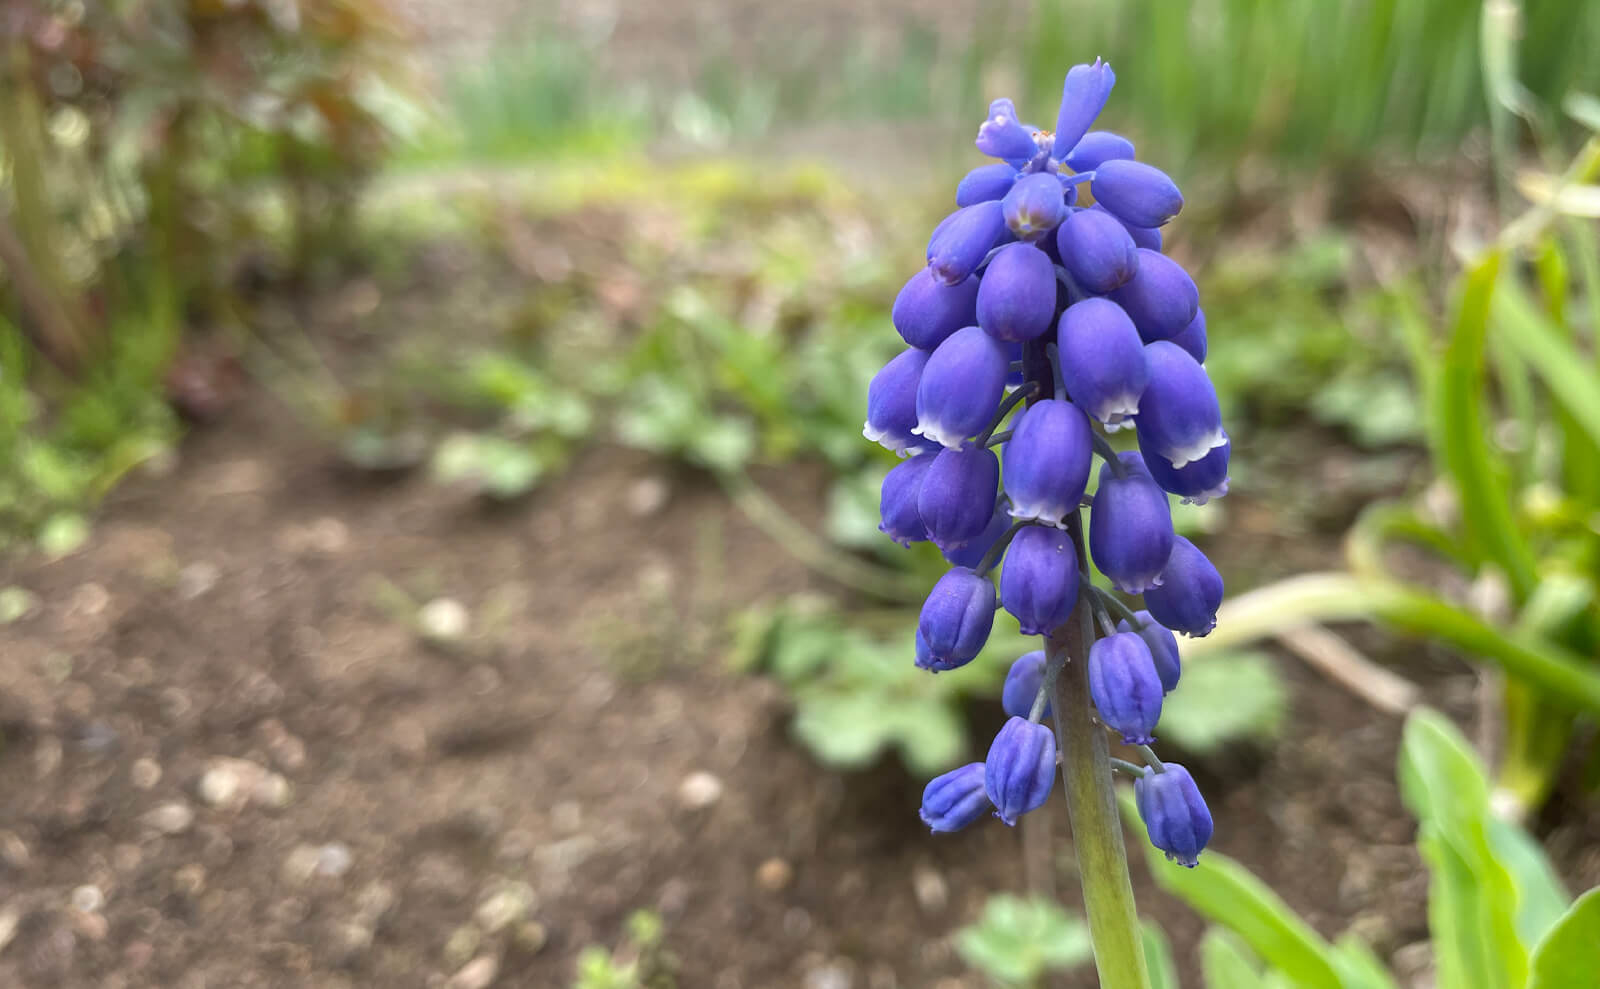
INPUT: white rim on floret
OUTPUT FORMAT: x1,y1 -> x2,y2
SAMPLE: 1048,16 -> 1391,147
863,420 -> 927,456
1180,478 -> 1230,506
1161,426 -> 1227,469
1111,572 -> 1164,595
910,418 -> 968,451
1095,392 -> 1143,432
1006,503 -> 1070,529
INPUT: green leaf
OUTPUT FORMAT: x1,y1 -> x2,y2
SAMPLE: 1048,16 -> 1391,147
0,586 -> 39,624
1200,928 -> 1265,989
1494,276 -> 1600,453
1157,651 -> 1287,752
1528,887 -> 1600,989
1485,815 -> 1570,947
1434,250 -> 1536,600
954,894 -> 1093,985
1120,792 -> 1343,989
38,513 -> 89,558
1329,933 -> 1400,989
1397,709 -> 1527,988
789,689 -> 895,769
1143,923 -> 1181,989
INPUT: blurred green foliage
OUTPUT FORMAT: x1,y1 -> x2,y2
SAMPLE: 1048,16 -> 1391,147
955,894 -> 1093,987
1127,708 -> 1595,989
571,910 -> 675,989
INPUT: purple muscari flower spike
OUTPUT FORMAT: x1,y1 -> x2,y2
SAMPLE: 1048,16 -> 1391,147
1002,173 -> 1068,242
942,497 -> 1009,568
1052,59 -> 1116,159
920,763 -> 991,832
1088,631 -> 1164,744
914,326 -> 1009,449
864,347 -> 933,455
1118,610 -> 1181,693
1065,130 -> 1135,172
878,452 -> 936,547
977,98 -> 1042,161
1000,525 -> 1081,635
985,716 -> 1056,825
1056,208 -> 1140,294
1090,159 -> 1184,229
1001,650 -> 1050,719
1002,399 -> 1092,527
1141,433 -> 1230,505
1135,764 -> 1213,867
1144,535 -> 1224,637
1170,308 -> 1207,363
916,567 -> 997,672
976,243 -> 1057,343
957,162 -> 1020,206
1135,341 -> 1226,468
1088,452 -> 1175,594
1056,298 -> 1148,430
918,444 -> 1000,549
892,268 -> 979,351
928,201 -> 1008,286
1092,203 -> 1162,252
1109,250 -> 1199,342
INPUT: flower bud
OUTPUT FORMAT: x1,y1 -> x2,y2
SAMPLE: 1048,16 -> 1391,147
941,497 -> 1008,569
1135,763 -> 1213,867
1064,130 -> 1135,172
1088,452 -> 1175,594
1108,250 -> 1198,342
1135,341 -> 1225,468
1000,525 -> 1081,635
1052,59 -> 1116,158
878,452 -> 936,546
916,567 -> 997,672
1088,631 -> 1164,744
957,162 -> 1020,206
919,763 -> 991,833
1056,208 -> 1140,293
1118,610 -> 1181,693
1170,308 -> 1207,363
1002,399 -> 1092,527
1002,173 -> 1068,242
1092,203 -> 1162,252
977,98 -> 1042,162
927,201 -> 1008,286
1056,298 -> 1148,429
864,347 -> 933,455
917,444 -> 1000,549
976,243 -> 1057,343
1140,433 -> 1230,505
1090,159 -> 1183,228
912,327 -> 1008,449
1001,650 -> 1049,719
1144,535 -> 1223,637
892,268 -> 980,350
985,716 -> 1056,825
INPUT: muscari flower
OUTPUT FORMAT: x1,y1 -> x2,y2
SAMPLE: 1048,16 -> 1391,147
892,268 -> 979,351
1088,631 -> 1164,744
918,444 -> 1000,550
1135,763 -> 1213,867
1088,452 -> 1175,594
1141,432 -> 1230,506
1000,524 -> 1081,636
1056,208 -> 1140,294
914,326 -> 1009,449
864,347 -> 933,455
1056,298 -> 1148,430
957,162 -> 1020,207
1136,341 -> 1225,469
1109,250 -> 1198,343
927,201 -> 1009,286
1002,172 -> 1069,242
977,243 -> 1058,342
1003,398 -> 1092,526
1144,535 -> 1224,637
1093,203 -> 1162,252
1090,159 -> 1184,229
1001,650 -> 1049,719
941,498 -> 1010,569
920,763 -> 991,832
986,716 -> 1056,825
878,452 -> 936,546
1064,130 -> 1135,172
1118,610 -> 1182,693
1170,307 -> 1207,363
916,566 -> 997,672
1051,59 -> 1116,158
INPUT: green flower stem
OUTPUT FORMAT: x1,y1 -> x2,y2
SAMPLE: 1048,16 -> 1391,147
1047,509 -> 1150,989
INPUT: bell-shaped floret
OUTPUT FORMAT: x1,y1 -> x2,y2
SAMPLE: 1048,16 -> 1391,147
1117,610 -> 1181,693
913,326 -> 1009,449
916,567 -> 997,672
1064,130 -> 1135,172
892,268 -> 979,350
1056,298 -> 1148,430
877,452 -> 936,546
1134,341 -> 1225,468
1088,631 -> 1164,745
999,525 -> 1081,635
1143,535 -> 1224,637
957,162 -> 1020,207
1002,399 -> 1092,527
1052,60 -> 1116,159
1135,763 -> 1213,867
917,443 -> 1000,549
1056,208 -> 1140,294
977,243 -> 1058,343
864,347 -> 933,454
1001,650 -> 1049,719
977,98 -> 1041,161
1002,173 -> 1068,242
919,763 -> 991,832
1108,250 -> 1198,343
1140,432 -> 1230,505
985,717 -> 1057,825
1090,159 -> 1183,228
928,201 -> 1008,286
1088,452 -> 1175,594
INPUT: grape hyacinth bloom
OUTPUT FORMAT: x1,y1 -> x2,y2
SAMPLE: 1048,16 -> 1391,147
1119,610 -> 1182,693
1088,452 -> 1175,594
1000,525 -> 1080,635
1135,764 -> 1213,867
914,326 -> 1009,449
1001,650 -> 1049,719
1144,535 -> 1224,637
916,567 -> 997,672
985,717 -> 1056,826
920,763 -> 991,833
864,347 -> 932,455
1088,631 -> 1164,744
867,60 -> 1229,892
